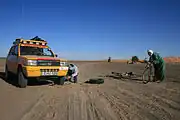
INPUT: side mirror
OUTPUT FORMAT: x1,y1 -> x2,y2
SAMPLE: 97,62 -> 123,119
55,54 -> 58,57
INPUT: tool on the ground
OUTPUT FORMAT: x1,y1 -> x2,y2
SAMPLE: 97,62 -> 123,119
111,72 -> 138,79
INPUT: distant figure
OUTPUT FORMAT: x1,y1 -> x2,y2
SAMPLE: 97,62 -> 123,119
147,50 -> 165,82
67,63 -> 79,83
108,57 -> 111,62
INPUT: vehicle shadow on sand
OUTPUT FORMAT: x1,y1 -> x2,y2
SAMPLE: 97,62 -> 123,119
0,72 -> 19,87
0,72 -> 52,87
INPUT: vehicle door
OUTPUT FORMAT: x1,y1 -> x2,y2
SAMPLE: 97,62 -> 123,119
6,46 -> 15,72
7,46 -> 19,74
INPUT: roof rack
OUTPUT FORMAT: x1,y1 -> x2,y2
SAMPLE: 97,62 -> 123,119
13,38 -> 47,46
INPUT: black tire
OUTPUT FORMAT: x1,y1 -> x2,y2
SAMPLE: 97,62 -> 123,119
142,68 -> 151,84
5,65 -> 12,81
88,78 -> 104,84
57,76 -> 65,85
142,65 -> 154,84
142,74 -> 148,84
18,67 -> 28,88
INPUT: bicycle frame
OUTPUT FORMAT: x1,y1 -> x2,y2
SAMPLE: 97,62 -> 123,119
142,62 -> 153,83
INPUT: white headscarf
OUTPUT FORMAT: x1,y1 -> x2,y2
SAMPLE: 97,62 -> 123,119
147,50 -> 153,56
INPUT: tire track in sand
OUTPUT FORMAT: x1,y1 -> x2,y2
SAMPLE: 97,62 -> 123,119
20,84 -> 116,120
98,78 -> 178,120
20,86 -> 72,120
81,84 -> 118,120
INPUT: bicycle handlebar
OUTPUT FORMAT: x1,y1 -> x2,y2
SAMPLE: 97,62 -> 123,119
145,62 -> 153,69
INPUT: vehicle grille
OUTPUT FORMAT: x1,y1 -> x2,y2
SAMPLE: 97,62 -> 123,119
40,69 -> 59,72
37,60 -> 60,66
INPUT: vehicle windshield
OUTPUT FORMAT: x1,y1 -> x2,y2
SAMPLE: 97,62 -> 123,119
20,46 -> 54,57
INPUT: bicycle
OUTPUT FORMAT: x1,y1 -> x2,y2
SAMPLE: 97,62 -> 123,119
111,61 -> 154,84
142,62 -> 154,84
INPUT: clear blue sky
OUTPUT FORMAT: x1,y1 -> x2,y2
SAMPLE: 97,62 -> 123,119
0,0 -> 180,60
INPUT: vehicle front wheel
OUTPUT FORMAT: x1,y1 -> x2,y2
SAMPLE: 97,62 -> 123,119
5,65 -> 12,81
18,68 -> 28,88
57,76 -> 65,85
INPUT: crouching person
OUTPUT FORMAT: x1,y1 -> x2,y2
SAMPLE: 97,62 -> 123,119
67,63 -> 79,83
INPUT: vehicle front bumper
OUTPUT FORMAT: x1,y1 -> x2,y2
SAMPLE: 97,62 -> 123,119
22,66 -> 68,77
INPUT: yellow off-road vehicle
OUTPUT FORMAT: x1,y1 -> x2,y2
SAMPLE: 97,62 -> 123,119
5,38 -> 68,88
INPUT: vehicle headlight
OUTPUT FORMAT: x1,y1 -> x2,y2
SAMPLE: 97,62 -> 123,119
24,60 -> 37,66
60,61 -> 67,66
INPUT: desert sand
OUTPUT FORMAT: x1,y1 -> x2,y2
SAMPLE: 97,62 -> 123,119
0,60 -> 180,120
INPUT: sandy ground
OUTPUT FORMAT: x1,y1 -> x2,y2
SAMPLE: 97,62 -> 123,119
0,61 -> 180,120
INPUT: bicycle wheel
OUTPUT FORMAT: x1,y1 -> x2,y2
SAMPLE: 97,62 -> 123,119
142,68 -> 150,84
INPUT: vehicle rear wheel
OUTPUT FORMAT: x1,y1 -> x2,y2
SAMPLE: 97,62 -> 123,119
57,76 -> 65,85
18,68 -> 28,88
